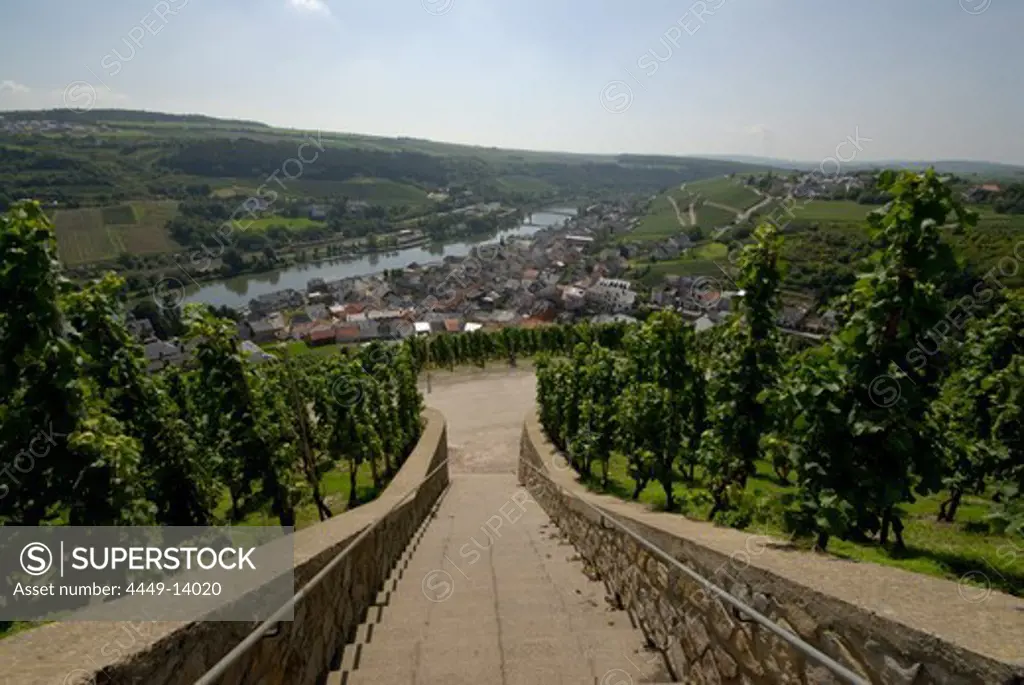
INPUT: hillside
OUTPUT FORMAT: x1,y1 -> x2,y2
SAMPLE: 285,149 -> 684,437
0,109 -> 770,210
626,176 -> 1024,296
702,154 -> 1024,179
0,108 -> 270,128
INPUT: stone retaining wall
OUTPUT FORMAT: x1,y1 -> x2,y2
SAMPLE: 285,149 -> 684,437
1,408 -> 449,685
519,413 -> 1024,685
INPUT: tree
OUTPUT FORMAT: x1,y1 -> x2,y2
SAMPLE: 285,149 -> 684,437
184,306 -> 300,527
614,382 -> 666,501
1,202 -> 147,526
932,291 -> 1024,525
66,274 -> 211,525
701,222 -> 784,520
222,247 -> 245,274
779,170 -> 976,550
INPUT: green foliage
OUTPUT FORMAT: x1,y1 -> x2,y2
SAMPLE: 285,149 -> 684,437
536,311 -> 704,510
0,201 -> 425,530
407,322 -> 632,372
932,292 -> 1024,531
777,170 -> 977,550
0,201 -> 121,525
0,111 -> 767,213
538,171 -> 1020,565
701,222 -> 784,519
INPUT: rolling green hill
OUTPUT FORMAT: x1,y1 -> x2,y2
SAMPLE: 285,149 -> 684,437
0,109 -> 771,210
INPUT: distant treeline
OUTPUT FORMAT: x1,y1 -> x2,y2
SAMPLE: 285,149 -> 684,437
0,108 -> 269,127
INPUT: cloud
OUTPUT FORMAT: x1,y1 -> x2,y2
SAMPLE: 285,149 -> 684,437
743,124 -> 770,136
0,80 -> 31,95
287,0 -> 330,14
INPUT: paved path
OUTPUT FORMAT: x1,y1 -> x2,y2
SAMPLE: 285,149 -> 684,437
335,369 -> 673,684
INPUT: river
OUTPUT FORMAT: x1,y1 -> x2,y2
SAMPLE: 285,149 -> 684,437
183,208 -> 577,309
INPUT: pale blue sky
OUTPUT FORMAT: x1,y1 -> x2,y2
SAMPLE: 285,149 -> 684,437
1,0 -> 1021,163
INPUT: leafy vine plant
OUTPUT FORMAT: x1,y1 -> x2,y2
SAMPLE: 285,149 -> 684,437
536,170 -> 1021,555
0,201 -> 424,531
776,170 -> 977,550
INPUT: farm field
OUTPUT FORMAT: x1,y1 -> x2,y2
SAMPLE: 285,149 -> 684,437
770,200 -> 1024,290
787,199 -> 875,223
205,177 -> 431,207
627,189 -> 694,243
630,241 -> 732,286
694,202 -> 739,228
685,175 -> 762,210
53,200 -> 182,264
629,178 -> 764,244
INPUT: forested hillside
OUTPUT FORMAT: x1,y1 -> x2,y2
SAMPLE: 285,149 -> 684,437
0,109 -> 767,209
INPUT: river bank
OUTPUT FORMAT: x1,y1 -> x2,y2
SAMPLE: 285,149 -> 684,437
180,208 -> 577,309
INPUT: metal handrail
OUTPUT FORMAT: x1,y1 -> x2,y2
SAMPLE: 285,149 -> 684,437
519,457 -> 870,685
193,456 -> 449,685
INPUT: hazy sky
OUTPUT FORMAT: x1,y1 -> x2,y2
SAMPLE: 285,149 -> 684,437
1,0 -> 1021,163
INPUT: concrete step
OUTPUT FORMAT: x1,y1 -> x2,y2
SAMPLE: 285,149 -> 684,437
330,475 -> 678,685
324,484 -> 455,685
343,659 -> 416,685
354,622 -> 374,645
372,588 -> 391,607
339,641 -> 360,673
357,634 -> 501,682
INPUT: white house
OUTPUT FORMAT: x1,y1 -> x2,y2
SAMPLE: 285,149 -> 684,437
586,278 -> 636,313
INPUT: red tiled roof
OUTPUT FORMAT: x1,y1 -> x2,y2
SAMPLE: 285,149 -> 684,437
444,319 -> 461,333
334,325 -> 360,341
344,303 -> 366,314
309,325 -> 336,342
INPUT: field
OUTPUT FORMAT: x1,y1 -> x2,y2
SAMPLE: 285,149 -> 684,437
685,176 -> 762,210
583,453 -> 1024,597
694,203 -> 739,228
788,199 -> 874,224
628,188 -> 697,243
207,177 -> 431,207
100,204 -> 139,225
629,177 -> 764,244
631,241 -> 732,286
779,201 -> 1024,290
245,216 -> 327,233
287,178 -> 431,207
53,200 -> 181,264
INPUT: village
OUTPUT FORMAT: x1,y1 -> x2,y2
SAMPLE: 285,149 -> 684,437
135,197 -> 840,371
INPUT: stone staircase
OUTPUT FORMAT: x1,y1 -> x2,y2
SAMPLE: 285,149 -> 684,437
326,473 -> 677,684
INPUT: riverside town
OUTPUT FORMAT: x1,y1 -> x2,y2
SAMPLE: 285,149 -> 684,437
1,3 -> 1023,684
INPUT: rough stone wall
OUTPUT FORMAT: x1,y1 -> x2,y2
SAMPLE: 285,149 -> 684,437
519,416 -> 1022,685
1,410 -> 449,685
